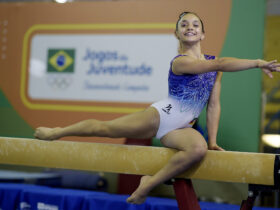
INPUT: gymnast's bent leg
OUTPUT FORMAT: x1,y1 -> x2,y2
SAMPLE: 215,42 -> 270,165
34,107 -> 160,140
126,127 -> 207,204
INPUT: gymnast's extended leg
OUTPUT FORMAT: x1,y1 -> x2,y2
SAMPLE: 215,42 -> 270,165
126,127 -> 207,204
34,107 -> 159,140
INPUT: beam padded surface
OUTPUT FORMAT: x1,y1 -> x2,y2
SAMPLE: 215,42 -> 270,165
0,137 -> 275,185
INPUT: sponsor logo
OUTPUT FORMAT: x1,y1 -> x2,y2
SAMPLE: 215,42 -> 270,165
47,49 -> 75,73
46,49 -> 75,89
162,104 -> 172,114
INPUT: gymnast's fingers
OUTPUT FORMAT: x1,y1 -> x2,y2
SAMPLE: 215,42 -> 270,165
273,63 -> 280,67
268,63 -> 280,70
267,60 -> 277,66
272,65 -> 280,71
270,66 -> 280,72
262,69 -> 273,78
216,146 -> 225,151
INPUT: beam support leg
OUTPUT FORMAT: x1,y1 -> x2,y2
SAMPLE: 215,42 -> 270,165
240,190 -> 258,210
173,179 -> 201,210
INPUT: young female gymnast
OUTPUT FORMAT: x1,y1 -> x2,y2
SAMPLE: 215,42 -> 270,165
34,12 -> 280,204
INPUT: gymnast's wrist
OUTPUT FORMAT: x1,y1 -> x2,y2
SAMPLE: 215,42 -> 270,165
256,59 -> 262,68
207,141 -> 217,147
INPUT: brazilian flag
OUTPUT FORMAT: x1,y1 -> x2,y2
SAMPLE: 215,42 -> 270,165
47,49 -> 75,73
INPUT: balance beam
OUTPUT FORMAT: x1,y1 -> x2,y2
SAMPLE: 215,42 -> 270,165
0,137 -> 278,186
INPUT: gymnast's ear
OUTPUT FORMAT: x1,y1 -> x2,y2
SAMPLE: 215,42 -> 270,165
174,30 -> 179,39
200,33 -> 205,41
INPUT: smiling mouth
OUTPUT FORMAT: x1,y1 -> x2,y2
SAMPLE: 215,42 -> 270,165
184,32 -> 196,37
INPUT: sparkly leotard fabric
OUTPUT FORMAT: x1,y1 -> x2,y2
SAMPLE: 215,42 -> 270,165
151,54 -> 217,139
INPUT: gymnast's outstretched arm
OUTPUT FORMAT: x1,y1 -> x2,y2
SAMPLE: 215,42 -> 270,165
172,56 -> 280,76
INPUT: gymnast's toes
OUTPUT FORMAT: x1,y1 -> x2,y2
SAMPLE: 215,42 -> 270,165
34,127 -> 56,140
126,194 -> 146,205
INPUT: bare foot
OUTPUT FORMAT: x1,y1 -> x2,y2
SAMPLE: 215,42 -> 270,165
34,127 -> 61,140
126,175 -> 152,205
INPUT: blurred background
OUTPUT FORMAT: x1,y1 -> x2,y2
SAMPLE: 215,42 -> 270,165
0,0 -> 279,209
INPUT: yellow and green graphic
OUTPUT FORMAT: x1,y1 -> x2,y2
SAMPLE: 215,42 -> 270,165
47,49 -> 75,73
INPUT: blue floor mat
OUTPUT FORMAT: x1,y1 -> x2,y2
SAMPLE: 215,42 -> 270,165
0,183 -> 278,210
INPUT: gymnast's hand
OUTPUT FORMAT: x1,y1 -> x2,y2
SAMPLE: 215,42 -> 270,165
34,127 -> 60,140
258,59 -> 280,78
208,143 -> 225,151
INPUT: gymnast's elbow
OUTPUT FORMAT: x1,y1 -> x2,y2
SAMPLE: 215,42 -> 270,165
194,59 -> 221,74
215,57 -> 225,72
207,102 -> 221,113
215,57 -> 235,72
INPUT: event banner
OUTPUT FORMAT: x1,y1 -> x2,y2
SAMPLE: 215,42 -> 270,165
29,34 -> 177,103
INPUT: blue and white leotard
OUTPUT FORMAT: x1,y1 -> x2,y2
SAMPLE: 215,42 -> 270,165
151,54 -> 217,139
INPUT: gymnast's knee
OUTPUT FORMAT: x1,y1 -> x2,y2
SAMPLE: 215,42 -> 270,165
179,139 -> 207,165
190,141 -> 207,162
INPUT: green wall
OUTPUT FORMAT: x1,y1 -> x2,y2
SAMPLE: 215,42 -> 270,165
0,89 -> 34,138
199,0 -> 265,152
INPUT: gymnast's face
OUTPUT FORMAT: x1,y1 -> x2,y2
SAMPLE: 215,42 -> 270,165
175,13 -> 205,44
